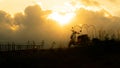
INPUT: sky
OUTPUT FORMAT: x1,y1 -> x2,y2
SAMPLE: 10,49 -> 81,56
0,0 -> 120,16
0,0 -> 70,15
0,0 -> 120,47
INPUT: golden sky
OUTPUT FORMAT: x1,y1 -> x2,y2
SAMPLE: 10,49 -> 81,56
0,0 -> 70,15
0,0 -> 119,16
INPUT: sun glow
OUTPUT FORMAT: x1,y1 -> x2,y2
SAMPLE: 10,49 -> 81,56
46,2 -> 77,26
46,1 -> 103,26
36,0 -> 104,26
10,25 -> 19,31
48,12 -> 75,25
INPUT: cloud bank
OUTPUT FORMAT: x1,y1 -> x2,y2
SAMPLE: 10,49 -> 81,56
0,4 -> 120,47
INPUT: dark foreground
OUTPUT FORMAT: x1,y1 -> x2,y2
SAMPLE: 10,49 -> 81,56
0,46 -> 120,68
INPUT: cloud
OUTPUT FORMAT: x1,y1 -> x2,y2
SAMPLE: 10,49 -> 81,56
69,7 -> 120,38
0,10 -> 16,41
108,0 -> 117,3
12,5 -> 51,41
79,0 -> 100,6
0,10 -> 12,23
12,5 -> 63,46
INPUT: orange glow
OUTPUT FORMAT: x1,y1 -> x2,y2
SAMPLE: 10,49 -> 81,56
41,1 -> 102,26
45,1 -> 77,26
10,25 -> 19,31
48,12 -> 75,26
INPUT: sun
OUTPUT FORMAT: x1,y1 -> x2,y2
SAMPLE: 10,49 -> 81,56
48,11 -> 75,26
45,1 -> 76,26
37,0 -> 103,26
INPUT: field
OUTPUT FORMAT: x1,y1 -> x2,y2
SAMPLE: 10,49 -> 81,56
0,45 -> 120,68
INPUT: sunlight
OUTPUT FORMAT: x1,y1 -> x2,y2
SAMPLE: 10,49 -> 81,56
36,1 -> 45,10
10,25 -> 19,31
46,1 -> 77,26
48,11 -> 75,26
104,12 -> 111,17
46,1 -> 103,26
37,0 -> 103,26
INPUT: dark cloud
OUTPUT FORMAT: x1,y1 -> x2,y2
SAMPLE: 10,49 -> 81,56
0,10 -> 13,40
69,8 -> 120,38
12,5 -> 62,46
0,10 -> 12,23
13,5 -> 51,41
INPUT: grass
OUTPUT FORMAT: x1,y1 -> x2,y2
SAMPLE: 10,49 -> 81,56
0,45 -> 120,68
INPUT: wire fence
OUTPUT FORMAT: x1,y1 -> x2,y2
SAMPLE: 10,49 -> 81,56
0,44 -> 44,51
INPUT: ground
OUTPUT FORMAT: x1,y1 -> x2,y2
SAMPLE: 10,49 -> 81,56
0,46 -> 120,68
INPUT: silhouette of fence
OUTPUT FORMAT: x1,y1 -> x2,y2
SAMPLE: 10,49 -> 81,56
0,44 -> 43,51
